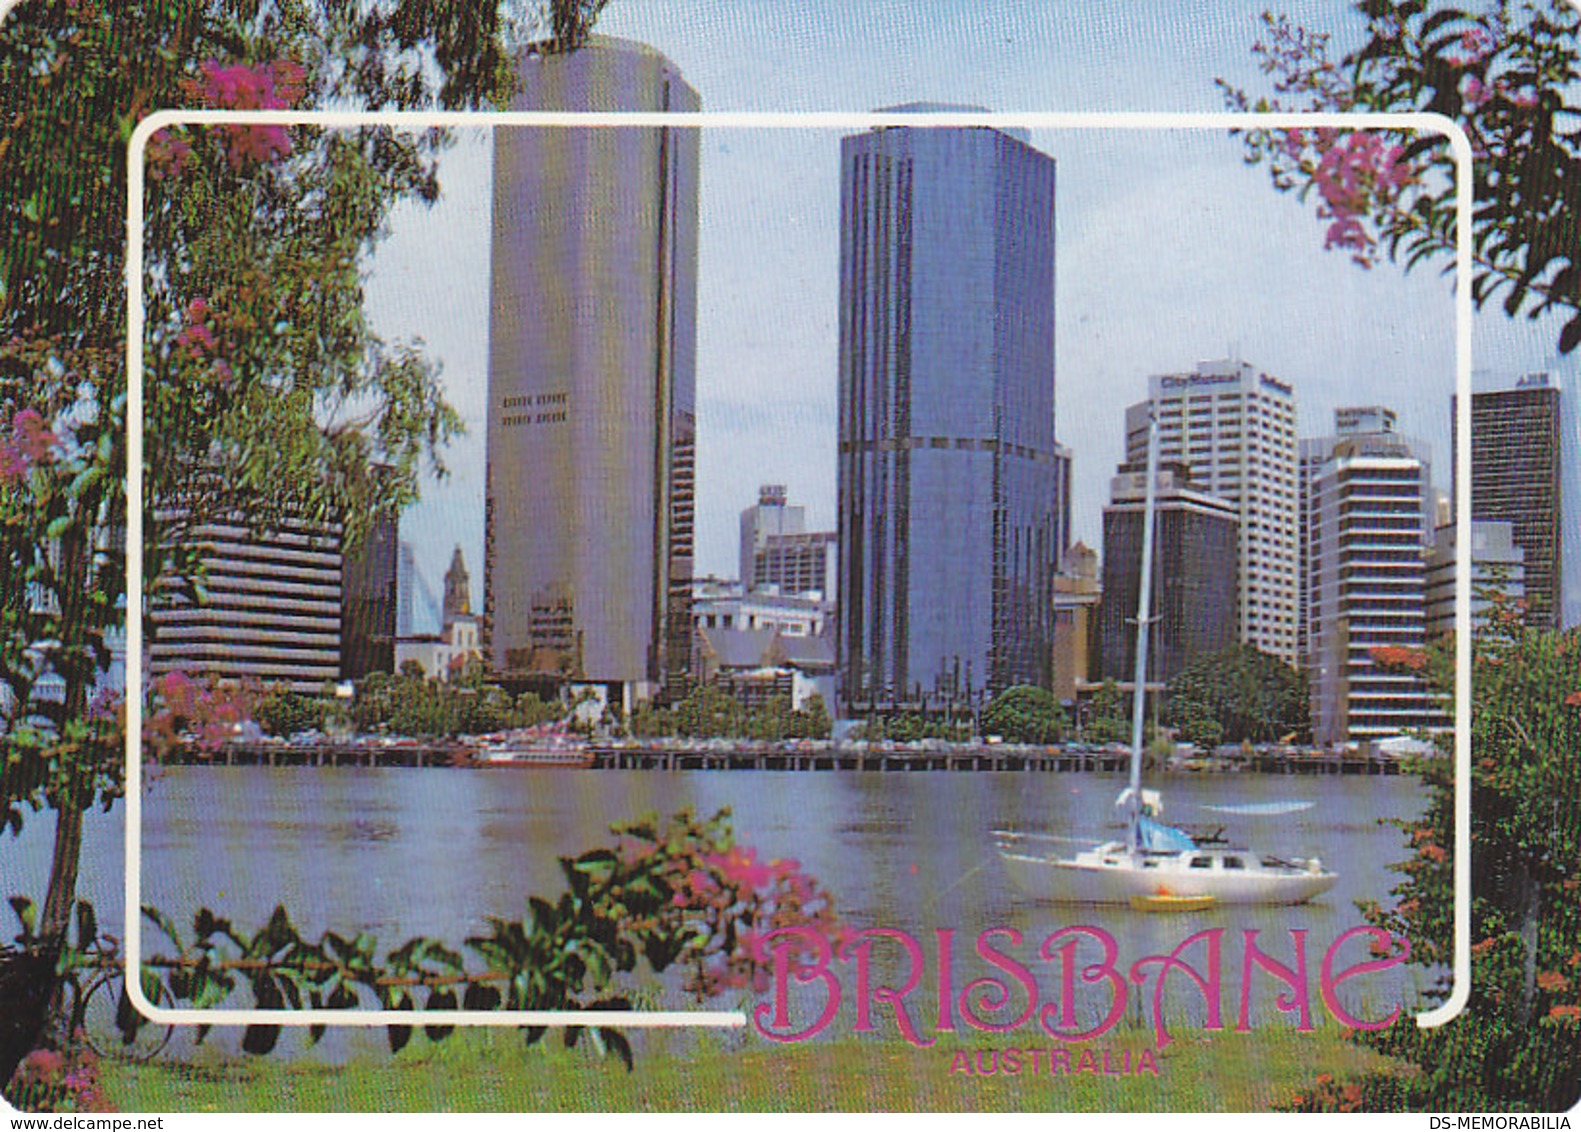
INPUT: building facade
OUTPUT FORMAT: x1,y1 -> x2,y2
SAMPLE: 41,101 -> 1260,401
837,112 -> 1058,708
739,485 -> 837,599
1051,541 -> 1099,703
1125,358 -> 1299,664
485,37 -> 700,704
1305,420 -> 1441,745
149,513 -> 345,694
1461,373 -> 1564,629
1425,519 -> 1526,639
1097,463 -> 1240,686
339,513 -> 399,681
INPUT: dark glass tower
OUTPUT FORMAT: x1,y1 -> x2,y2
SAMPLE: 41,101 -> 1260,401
1461,375 -> 1564,630
837,113 -> 1058,708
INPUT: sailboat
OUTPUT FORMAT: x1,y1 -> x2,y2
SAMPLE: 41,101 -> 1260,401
994,411 -> 1338,908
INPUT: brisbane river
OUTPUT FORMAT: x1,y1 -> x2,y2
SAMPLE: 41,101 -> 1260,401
4,766 -> 1433,1055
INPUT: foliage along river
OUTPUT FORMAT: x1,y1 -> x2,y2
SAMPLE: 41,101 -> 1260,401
3,766 -> 1432,1059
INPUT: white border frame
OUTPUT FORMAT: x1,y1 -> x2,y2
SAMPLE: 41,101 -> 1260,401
125,107 -> 1473,1033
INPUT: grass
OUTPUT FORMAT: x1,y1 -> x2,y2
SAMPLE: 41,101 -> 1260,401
93,1023 -> 1409,1112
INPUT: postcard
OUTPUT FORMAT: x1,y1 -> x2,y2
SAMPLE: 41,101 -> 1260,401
2,0 -> 1580,1121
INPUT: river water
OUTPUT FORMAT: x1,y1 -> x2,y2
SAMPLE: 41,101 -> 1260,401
2,766 -> 1433,1055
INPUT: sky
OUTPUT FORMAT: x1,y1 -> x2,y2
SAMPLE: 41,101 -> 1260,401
362,0 -> 1575,629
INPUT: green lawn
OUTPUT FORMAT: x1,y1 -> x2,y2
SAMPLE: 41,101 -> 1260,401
95,1024 -> 1409,1112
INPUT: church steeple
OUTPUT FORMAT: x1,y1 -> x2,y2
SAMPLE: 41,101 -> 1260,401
442,545 -> 471,628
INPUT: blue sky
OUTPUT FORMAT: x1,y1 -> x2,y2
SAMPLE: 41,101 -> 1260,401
365,0 -> 1573,627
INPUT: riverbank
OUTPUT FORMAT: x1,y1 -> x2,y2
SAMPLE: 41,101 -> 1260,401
95,1025 -> 1407,1112
163,739 -> 1411,776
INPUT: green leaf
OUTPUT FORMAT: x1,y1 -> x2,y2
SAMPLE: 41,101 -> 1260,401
8,895 -> 37,943
598,1027 -> 633,1072
424,986 -> 457,1041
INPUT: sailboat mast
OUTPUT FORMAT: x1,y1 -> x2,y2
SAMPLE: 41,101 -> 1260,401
1126,410 -> 1161,854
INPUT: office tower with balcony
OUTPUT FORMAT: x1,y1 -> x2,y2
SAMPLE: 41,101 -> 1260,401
1304,411 -> 1441,744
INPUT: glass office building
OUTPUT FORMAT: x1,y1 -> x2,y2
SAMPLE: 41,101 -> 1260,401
837,113 -> 1058,708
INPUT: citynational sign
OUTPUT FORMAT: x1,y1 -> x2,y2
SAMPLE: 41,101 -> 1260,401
1159,372 -> 1240,390
1157,370 -> 1294,396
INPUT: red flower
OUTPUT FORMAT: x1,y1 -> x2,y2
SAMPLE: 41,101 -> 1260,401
1564,690 -> 1581,707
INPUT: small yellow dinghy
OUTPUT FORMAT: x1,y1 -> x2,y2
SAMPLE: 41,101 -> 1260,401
1128,891 -> 1216,913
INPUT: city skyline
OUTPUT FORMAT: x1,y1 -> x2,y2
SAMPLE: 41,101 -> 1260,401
365,3 -> 1574,633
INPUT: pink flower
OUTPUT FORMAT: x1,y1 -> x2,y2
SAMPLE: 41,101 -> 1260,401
177,323 -> 216,354
12,409 -> 57,462
23,1048 -> 64,1078
1462,75 -> 1490,110
1460,26 -> 1495,63
183,59 -> 307,168
146,129 -> 192,177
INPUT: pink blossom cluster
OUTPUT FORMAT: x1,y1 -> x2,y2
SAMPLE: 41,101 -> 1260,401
1446,25 -> 1497,68
15,1042 -> 113,1112
145,129 -> 192,178
181,58 -> 307,169
145,670 -> 254,753
174,297 -> 233,384
1281,129 -> 1415,265
0,407 -> 59,484
1462,72 -> 1540,112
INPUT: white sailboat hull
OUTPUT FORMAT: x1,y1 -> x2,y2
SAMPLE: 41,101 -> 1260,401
998,842 -> 1339,906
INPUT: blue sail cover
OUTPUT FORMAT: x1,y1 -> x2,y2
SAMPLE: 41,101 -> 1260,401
1138,816 -> 1196,852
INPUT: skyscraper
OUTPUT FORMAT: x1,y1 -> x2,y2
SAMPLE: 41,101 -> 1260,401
1303,409 -> 1441,744
1098,462 -> 1240,686
837,112 -> 1058,707
1124,358 -> 1299,664
485,37 -> 699,703
1460,373 -> 1564,630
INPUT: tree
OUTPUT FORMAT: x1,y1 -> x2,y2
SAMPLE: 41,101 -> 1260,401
1084,679 -> 1133,744
981,684 -> 1069,744
1165,644 -> 1310,743
1285,603 -> 1581,1112
0,0 -> 605,1080
253,687 -> 324,738
1171,695 -> 1225,749
1220,0 -> 1581,353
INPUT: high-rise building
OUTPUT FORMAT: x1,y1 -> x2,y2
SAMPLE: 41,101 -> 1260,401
340,513 -> 398,681
837,111 -> 1058,708
1299,406 -> 1432,667
1124,358 -> 1299,664
1305,418 -> 1441,744
485,37 -> 699,704
1425,519 -> 1526,639
396,540 -> 416,638
1459,373 -> 1564,629
739,485 -> 837,599
149,512 -> 344,694
1097,462 -> 1240,686
1051,541 -> 1100,703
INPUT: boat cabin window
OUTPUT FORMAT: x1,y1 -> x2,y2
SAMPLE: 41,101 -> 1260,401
1189,856 -> 1212,869
1223,856 -> 1245,870
1142,859 -> 1159,868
